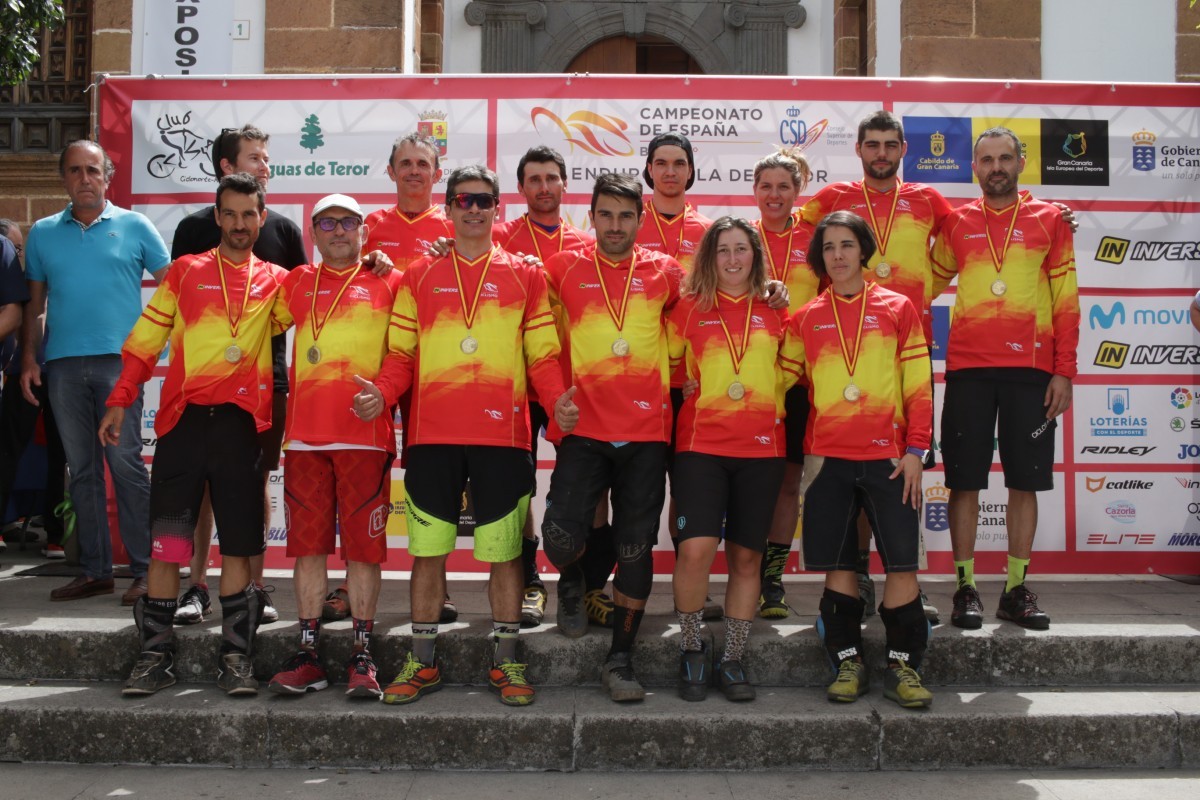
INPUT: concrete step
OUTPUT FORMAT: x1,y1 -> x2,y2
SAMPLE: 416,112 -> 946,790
2,613 -> 1199,689
1,681 -> 1197,771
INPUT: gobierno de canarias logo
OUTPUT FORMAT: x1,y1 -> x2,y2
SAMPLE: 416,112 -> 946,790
531,107 -> 635,157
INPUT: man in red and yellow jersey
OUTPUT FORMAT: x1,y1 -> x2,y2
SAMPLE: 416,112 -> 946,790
356,131 -> 456,624
540,172 -> 684,702
780,210 -> 934,709
931,127 -> 1079,632
357,165 -> 577,708
493,145 -> 597,629
362,133 -> 455,273
100,173 -> 289,698
264,194 -> 403,701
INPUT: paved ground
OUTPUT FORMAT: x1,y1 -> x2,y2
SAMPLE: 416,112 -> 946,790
2,765 -> 1200,800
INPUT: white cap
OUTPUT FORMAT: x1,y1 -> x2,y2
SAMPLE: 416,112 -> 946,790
311,193 -> 363,219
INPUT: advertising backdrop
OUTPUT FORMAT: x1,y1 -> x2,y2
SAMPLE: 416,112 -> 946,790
97,74 -> 1200,576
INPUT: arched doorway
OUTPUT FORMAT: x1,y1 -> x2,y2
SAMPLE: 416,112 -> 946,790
566,35 -> 703,75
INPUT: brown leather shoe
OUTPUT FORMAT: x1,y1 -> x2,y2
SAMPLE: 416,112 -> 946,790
50,575 -> 115,601
121,577 -> 149,606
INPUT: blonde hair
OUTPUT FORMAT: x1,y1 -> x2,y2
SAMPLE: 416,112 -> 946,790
684,216 -> 767,311
753,145 -> 812,191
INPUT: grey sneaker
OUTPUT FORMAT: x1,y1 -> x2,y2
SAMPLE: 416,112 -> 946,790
601,652 -> 645,702
123,650 -> 177,696
256,584 -> 279,625
217,652 -> 259,696
556,575 -> 587,638
920,589 -> 940,625
857,571 -> 877,617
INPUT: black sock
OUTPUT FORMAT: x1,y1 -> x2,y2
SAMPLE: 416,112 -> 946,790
219,586 -> 261,656
521,536 -> 543,587
581,523 -> 616,592
879,595 -> 929,670
856,549 -> 871,576
559,560 -> 585,589
818,588 -> 864,668
298,617 -> 321,650
608,605 -> 644,658
352,617 -> 373,652
135,597 -> 177,653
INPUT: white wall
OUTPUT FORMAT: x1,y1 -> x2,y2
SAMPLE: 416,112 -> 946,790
131,0 -> 266,75
1042,0 -> 1175,82
788,0 -> 835,75
443,0 -> 483,74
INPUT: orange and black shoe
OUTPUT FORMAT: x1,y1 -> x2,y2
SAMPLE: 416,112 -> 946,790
381,652 -> 442,705
488,659 -> 536,707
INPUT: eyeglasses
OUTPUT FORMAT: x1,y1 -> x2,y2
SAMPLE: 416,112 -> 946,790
448,192 -> 498,210
314,217 -> 362,232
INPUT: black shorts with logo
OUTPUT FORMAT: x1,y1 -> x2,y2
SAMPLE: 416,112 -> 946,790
672,452 -> 786,553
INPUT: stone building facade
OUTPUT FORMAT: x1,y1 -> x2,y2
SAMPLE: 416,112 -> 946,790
1,0 -> 1197,225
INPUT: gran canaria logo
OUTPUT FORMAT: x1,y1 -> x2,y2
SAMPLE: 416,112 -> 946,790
530,107 -> 634,157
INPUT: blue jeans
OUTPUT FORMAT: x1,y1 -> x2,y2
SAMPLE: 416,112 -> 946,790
47,355 -> 150,579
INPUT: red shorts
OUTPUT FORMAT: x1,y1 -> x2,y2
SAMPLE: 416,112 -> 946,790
283,449 -> 393,564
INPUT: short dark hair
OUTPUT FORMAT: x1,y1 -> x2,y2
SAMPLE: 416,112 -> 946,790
973,126 -> 1022,157
643,132 -> 696,191
215,172 -> 265,212
517,145 -> 567,185
213,125 -> 269,177
807,210 -> 876,279
590,172 -> 643,217
445,165 -> 499,202
857,110 -> 905,145
389,132 -> 441,172
58,140 -> 114,182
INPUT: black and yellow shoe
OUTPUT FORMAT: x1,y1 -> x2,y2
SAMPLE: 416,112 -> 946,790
758,576 -> 789,619
826,659 -> 869,703
584,588 -> 614,627
883,660 -> 932,709
521,583 -> 547,628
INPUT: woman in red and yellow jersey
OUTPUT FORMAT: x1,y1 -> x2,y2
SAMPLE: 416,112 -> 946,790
666,216 -> 787,703
779,210 -> 934,710
751,146 -> 819,620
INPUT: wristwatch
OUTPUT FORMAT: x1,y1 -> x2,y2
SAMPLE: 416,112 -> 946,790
905,446 -> 929,460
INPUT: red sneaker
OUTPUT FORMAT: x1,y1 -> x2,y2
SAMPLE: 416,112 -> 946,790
345,650 -> 382,699
268,649 -> 328,695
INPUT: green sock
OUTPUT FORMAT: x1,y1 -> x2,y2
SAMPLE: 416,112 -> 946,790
1006,556 -> 1030,592
953,559 -> 975,590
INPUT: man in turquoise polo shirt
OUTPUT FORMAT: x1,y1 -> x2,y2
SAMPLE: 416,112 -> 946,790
20,140 -> 171,604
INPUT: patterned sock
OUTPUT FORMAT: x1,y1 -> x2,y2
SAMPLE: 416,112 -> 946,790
721,616 -> 753,663
1006,555 -> 1030,592
954,558 -> 976,590
411,621 -> 439,663
608,605 -> 644,657
492,620 -> 521,663
676,608 -> 704,653
761,542 -> 791,582
298,617 -> 321,650
352,617 -> 373,652
136,597 -> 177,653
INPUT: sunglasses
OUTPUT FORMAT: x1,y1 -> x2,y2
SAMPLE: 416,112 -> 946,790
448,192 -> 498,210
314,216 -> 362,232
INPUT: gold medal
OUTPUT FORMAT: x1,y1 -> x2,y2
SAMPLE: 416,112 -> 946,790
224,344 -> 242,364
612,338 -> 630,357
843,383 -> 861,402
215,249 -> 255,368
874,262 -> 891,279
306,345 -> 321,364
451,248 -> 495,360
461,336 -> 479,355
308,262 -> 361,370
727,381 -> 746,401
991,279 -> 1007,296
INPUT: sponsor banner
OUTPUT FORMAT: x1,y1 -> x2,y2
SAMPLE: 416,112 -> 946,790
1076,472 -> 1200,550
921,474 -> 1066,552
100,75 -> 1200,574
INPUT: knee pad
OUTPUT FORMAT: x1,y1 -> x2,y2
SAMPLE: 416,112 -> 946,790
612,539 -> 654,601
540,517 -> 586,568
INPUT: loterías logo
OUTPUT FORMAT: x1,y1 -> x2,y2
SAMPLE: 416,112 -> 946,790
531,107 -> 634,157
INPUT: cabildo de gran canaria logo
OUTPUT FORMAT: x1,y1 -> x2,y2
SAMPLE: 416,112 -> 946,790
924,483 -> 949,532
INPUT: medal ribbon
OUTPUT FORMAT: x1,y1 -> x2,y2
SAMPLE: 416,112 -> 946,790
215,249 -> 255,339
755,218 -> 795,284
716,292 -> 754,376
829,287 -> 868,380
593,252 -> 637,334
451,247 -> 495,331
309,262 -> 361,344
648,201 -> 687,258
982,194 -> 1022,275
859,180 -> 901,261
522,213 -> 563,263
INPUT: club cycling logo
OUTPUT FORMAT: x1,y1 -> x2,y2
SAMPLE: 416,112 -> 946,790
531,107 -> 634,157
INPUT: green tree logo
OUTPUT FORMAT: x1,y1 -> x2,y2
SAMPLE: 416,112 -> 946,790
300,114 -> 325,153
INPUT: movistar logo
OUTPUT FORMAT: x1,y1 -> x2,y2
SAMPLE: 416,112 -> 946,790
1089,302 -> 1125,330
